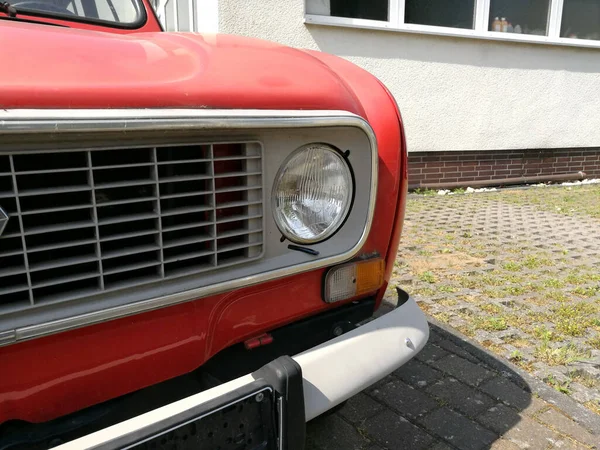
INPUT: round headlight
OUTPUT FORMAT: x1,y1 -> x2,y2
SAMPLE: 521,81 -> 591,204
272,144 -> 353,244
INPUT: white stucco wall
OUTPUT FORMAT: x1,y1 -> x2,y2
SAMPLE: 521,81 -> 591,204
214,0 -> 600,152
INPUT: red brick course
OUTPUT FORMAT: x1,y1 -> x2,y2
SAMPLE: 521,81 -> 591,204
408,148 -> 600,188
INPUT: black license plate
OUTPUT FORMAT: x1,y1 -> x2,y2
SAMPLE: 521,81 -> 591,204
125,382 -> 278,450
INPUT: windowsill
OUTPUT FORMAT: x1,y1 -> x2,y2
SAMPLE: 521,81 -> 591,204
304,14 -> 600,50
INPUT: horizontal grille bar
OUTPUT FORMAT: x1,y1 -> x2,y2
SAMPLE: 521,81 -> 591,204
29,254 -> 99,272
0,142 -> 263,312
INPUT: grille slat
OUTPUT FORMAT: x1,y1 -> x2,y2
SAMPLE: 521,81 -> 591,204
94,162 -> 156,170
160,190 -> 213,200
0,142 -> 263,311
213,155 -> 262,161
164,249 -> 214,264
16,185 -> 92,197
214,171 -> 262,179
9,167 -> 89,176
217,242 -> 262,254
162,234 -> 214,249
96,179 -> 155,190
215,185 -> 262,194
156,158 -> 211,165
29,254 -> 99,272
103,244 -> 161,260
218,228 -> 263,240
103,260 -> 162,276
0,284 -> 29,296
96,196 -> 157,207
31,271 -> 100,290
216,213 -> 263,224
23,221 -> 95,236
0,266 -> 28,278
159,174 -> 213,183
217,200 -> 262,210
98,229 -> 159,243
19,203 -> 91,216
98,213 -> 159,226
160,205 -> 214,217
26,238 -> 99,254
161,221 -> 214,233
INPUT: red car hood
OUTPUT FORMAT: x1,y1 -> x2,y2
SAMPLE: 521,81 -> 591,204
0,21 -> 363,113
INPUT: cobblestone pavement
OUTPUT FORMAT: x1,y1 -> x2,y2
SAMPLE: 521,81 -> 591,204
307,185 -> 600,449
306,320 -> 600,449
395,187 -> 600,414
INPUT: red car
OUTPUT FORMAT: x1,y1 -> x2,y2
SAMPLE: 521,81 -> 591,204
0,0 -> 429,448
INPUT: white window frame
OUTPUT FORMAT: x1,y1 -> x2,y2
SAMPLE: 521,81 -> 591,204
305,0 -> 600,49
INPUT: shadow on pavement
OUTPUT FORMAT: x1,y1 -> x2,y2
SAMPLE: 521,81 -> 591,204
306,320 -> 599,450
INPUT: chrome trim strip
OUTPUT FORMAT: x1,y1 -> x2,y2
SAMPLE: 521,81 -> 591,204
1,109 -> 378,346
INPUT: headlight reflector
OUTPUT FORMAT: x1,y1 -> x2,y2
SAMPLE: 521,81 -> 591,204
273,144 -> 353,244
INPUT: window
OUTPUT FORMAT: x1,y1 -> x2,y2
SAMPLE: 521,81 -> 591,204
489,0 -> 551,35
305,0 -> 600,47
561,0 -> 600,40
13,0 -> 143,25
306,0 -> 389,21
405,0 -> 476,30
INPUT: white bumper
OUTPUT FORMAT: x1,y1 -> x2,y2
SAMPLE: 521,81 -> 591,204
57,296 -> 428,449
298,296 -> 429,420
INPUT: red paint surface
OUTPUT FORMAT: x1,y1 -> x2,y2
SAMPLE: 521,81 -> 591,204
0,21 -> 363,113
0,22 -> 407,425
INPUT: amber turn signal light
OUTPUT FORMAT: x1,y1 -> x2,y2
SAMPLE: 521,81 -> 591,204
324,258 -> 385,303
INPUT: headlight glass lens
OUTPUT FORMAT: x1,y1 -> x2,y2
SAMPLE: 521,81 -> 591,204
273,144 -> 353,244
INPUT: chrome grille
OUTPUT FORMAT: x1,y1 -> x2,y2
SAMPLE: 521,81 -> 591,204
0,143 -> 263,312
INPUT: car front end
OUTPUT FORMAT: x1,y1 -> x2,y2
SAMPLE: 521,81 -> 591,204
0,5 -> 428,448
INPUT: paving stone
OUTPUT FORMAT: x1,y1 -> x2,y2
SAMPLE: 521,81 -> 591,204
370,378 -> 438,419
436,339 -> 480,363
428,330 -> 445,344
520,397 -> 551,418
477,403 -> 524,435
426,377 -> 496,417
478,404 -> 559,449
430,441 -> 455,450
305,414 -> 370,450
488,439 -> 521,450
415,343 -> 450,364
304,441 -> 323,450
338,392 -> 384,424
371,374 -> 396,390
536,408 -> 597,447
362,410 -> 435,450
394,358 -> 444,388
419,407 -> 497,450
432,354 -> 494,387
550,437 -> 594,449
502,418 -> 562,449
480,377 -> 532,410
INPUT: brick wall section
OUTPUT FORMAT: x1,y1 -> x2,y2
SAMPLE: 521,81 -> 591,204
408,148 -> 600,188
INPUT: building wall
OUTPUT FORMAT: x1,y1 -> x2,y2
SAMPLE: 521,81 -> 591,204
218,0 -> 600,154
408,148 -> 600,188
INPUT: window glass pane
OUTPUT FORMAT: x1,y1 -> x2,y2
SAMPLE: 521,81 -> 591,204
561,0 -> 600,40
405,0 -> 476,29
306,0 -> 389,21
488,0 -> 550,35
15,0 -> 141,25
95,0 -> 139,22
